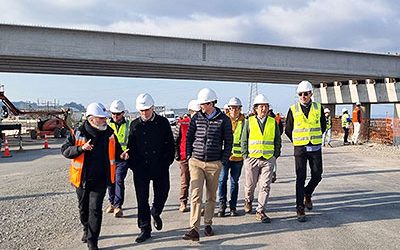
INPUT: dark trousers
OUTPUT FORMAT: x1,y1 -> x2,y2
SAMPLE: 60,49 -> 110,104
76,184 -> 106,244
107,161 -> 129,208
133,171 -> 170,231
178,160 -> 190,203
343,127 -> 349,143
218,160 -> 243,209
295,150 -> 323,208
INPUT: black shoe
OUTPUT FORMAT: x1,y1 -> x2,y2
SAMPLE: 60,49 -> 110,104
81,230 -> 88,243
272,172 -> 277,183
152,214 -> 163,231
87,241 -> 98,250
204,225 -> 214,236
296,206 -> 307,222
217,202 -> 226,217
183,229 -> 200,241
230,208 -> 238,217
304,195 -> 313,210
135,230 -> 151,243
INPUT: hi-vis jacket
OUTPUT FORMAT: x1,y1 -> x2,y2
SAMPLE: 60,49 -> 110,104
108,119 -> 130,151
247,116 -> 276,159
290,102 -> 323,146
61,121 -> 122,188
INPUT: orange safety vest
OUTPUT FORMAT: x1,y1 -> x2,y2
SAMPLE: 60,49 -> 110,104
69,130 -> 116,188
352,107 -> 362,123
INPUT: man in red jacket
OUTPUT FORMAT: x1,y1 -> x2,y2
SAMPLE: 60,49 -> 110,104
173,100 -> 200,212
351,102 -> 362,145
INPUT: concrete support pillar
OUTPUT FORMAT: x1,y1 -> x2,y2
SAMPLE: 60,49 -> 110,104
361,103 -> 371,142
393,104 -> 400,146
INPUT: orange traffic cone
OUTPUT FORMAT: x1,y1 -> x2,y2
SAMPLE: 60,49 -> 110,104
2,138 -> 12,158
43,135 -> 50,149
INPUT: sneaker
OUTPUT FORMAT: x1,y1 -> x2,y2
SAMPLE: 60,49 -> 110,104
105,203 -> 114,213
179,202 -> 189,213
297,207 -> 307,222
244,200 -> 252,214
272,172 -> 277,183
182,229 -> 200,241
204,225 -> 214,236
114,207 -> 123,217
230,208 -> 238,217
255,211 -> 271,223
304,195 -> 313,210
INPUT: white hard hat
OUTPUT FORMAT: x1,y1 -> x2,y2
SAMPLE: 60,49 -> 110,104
253,94 -> 269,105
110,100 -> 125,113
342,107 -> 348,113
296,80 -> 313,93
356,101 -> 361,106
187,99 -> 200,111
86,102 -> 109,118
136,93 -> 155,111
228,97 -> 242,107
197,88 -> 218,104
324,108 -> 330,113
223,104 -> 229,110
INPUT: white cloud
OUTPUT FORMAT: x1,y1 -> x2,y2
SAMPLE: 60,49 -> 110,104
38,0 -> 97,9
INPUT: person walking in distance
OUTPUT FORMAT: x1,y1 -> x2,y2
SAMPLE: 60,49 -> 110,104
183,88 -> 232,241
241,94 -> 281,223
341,108 -> 351,145
351,102 -> 362,145
61,102 -> 129,250
322,108 -> 332,147
217,97 -> 245,217
127,93 -> 175,243
173,100 -> 201,213
105,100 -> 131,218
285,81 -> 326,222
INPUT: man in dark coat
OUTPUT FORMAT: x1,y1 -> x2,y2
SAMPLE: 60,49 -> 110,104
127,93 -> 175,243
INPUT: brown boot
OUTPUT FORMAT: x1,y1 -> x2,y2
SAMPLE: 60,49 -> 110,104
105,203 -> 114,213
297,206 -> 307,222
179,202 -> 189,213
114,207 -> 123,217
183,229 -> 200,241
304,195 -> 313,210
204,225 -> 214,236
256,211 -> 271,223
244,200 -> 253,214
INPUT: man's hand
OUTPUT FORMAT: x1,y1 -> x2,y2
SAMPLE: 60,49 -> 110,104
120,148 -> 130,160
82,139 -> 94,151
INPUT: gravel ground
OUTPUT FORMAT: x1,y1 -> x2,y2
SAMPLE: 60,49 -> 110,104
0,137 -> 399,250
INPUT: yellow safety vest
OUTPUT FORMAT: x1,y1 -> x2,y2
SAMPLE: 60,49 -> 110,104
342,113 -> 350,127
109,120 -> 130,151
326,117 -> 332,129
248,116 -> 275,159
231,120 -> 243,157
290,102 -> 322,146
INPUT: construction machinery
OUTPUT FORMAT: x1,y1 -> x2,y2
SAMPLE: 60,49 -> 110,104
0,85 -> 71,139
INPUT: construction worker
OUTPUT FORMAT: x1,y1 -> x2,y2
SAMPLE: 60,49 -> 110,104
173,100 -> 201,213
217,97 -> 245,217
351,102 -> 362,145
285,80 -> 326,222
61,102 -> 129,250
241,94 -> 281,223
183,88 -> 232,241
126,93 -> 175,243
342,108 -> 351,145
105,100 -> 130,217
323,108 -> 332,147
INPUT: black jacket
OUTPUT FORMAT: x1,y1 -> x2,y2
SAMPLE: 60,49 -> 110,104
186,107 -> 233,164
61,120 -> 123,188
127,113 -> 175,176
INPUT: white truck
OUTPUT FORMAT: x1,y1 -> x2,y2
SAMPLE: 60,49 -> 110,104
159,110 -> 176,126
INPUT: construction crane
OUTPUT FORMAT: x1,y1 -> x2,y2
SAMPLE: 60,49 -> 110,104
248,83 -> 259,114
0,85 -> 71,139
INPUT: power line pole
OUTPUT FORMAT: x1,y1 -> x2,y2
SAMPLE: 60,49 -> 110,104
248,83 -> 258,114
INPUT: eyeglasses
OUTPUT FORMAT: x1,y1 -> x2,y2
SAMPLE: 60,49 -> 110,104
298,92 -> 310,97
112,112 -> 123,116
200,102 -> 212,106
229,106 -> 240,110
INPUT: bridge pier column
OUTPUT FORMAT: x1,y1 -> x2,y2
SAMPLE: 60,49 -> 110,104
361,103 -> 371,143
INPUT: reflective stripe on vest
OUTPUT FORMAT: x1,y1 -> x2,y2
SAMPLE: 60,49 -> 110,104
231,120 -> 243,157
248,116 -> 275,159
326,117 -> 332,129
342,113 -> 350,127
69,130 -> 117,188
109,120 -> 130,151
290,102 -> 322,146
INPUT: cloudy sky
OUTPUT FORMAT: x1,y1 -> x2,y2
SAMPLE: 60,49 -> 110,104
0,0 -> 399,115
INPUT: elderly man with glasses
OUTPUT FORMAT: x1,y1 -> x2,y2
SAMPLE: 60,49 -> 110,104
285,80 -> 326,222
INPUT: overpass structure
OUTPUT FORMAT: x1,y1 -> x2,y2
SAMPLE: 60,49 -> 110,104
1,24 -> 400,143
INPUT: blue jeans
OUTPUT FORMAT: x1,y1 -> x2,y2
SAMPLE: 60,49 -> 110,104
107,161 -> 129,208
218,160 -> 243,209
